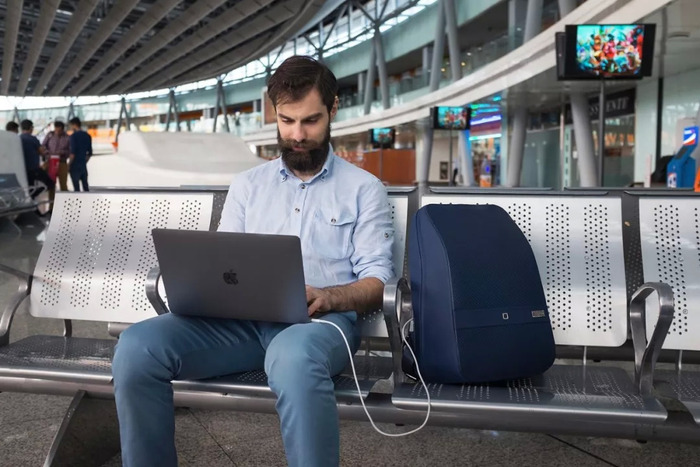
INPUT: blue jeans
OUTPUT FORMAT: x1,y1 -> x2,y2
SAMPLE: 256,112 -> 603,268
112,312 -> 359,467
69,167 -> 89,191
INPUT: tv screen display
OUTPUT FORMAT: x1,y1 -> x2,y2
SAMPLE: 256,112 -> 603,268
431,106 -> 471,130
369,128 -> 395,148
560,24 -> 655,80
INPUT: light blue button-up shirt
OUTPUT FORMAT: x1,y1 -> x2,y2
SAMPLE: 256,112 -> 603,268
218,149 -> 394,289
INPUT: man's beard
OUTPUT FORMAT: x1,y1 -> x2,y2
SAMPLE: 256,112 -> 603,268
278,123 -> 331,174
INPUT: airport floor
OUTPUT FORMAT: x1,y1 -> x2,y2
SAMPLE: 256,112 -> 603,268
2,212 -> 700,466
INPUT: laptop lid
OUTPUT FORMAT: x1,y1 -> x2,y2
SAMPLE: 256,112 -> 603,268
152,229 -> 310,324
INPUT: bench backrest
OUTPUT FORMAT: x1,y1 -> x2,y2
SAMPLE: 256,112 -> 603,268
638,195 -> 700,351
421,193 -> 628,348
30,193 -> 213,322
29,189 -> 411,339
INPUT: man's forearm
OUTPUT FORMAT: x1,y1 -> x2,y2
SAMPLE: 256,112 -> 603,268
324,277 -> 384,314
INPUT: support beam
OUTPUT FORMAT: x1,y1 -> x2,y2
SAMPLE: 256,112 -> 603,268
135,6 -> 294,92
429,1 -> 446,92
570,92 -> 598,187
32,0 -> 101,96
84,0 -> 230,95
416,117 -> 434,190
16,0 -> 61,96
111,0 -> 276,94
505,0 -> 542,187
67,102 -> 76,122
165,90 -> 181,132
443,0 -> 462,81
1,0 -> 24,95
48,0 -> 141,95
559,0 -> 596,187
213,79 -> 231,133
373,27 -> 390,110
363,39 -> 377,115
506,107 -> 528,187
115,98 -> 131,143
69,0 -> 183,96
44,391 -> 120,466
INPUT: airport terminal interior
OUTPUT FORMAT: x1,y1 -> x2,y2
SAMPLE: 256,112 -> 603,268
2,0 -> 700,465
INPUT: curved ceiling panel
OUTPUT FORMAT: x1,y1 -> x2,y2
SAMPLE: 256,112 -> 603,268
0,0 -> 325,97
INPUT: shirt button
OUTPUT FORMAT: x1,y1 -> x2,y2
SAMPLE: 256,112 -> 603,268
331,218 -> 336,224
301,185 -> 306,189
295,208 -> 300,213
384,233 -> 389,238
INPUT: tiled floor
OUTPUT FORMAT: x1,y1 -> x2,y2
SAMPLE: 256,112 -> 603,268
2,213 -> 700,466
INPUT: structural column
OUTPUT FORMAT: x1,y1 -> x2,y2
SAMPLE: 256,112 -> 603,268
505,0 -> 542,187
429,0 -> 446,92
559,0 -> 597,186
443,0 -> 462,81
373,27 -> 390,110
363,41 -> 377,115
415,117 -> 434,193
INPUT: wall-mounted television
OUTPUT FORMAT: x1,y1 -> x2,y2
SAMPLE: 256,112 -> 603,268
369,128 -> 395,148
430,106 -> 471,130
557,24 -> 656,80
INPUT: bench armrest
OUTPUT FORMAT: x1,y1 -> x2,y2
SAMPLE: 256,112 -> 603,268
0,263 -> 32,347
382,277 -> 412,385
145,266 -> 170,315
630,282 -> 675,396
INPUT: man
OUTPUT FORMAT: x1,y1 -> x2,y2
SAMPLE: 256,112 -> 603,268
5,121 -> 19,133
68,117 -> 92,191
19,119 -> 54,198
42,121 -> 71,191
112,56 -> 394,467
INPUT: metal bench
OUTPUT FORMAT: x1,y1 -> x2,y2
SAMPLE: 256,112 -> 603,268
383,188 -> 692,441
634,191 -> 700,426
0,187 -> 413,465
0,173 -> 45,235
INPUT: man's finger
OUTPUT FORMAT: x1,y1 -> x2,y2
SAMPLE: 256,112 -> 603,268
308,299 -> 322,316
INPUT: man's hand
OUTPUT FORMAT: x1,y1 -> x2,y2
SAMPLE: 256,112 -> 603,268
305,278 -> 384,316
306,285 -> 333,316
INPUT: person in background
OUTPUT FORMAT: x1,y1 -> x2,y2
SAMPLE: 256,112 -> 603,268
68,117 -> 92,192
19,119 -> 55,200
5,121 -> 19,133
42,121 -> 71,191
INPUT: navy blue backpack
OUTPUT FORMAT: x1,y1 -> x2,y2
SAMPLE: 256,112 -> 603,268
406,203 -> 555,384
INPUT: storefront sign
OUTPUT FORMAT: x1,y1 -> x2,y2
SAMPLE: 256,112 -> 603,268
564,88 -> 636,124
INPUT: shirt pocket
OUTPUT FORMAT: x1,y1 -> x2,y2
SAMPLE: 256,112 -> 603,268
313,208 -> 356,260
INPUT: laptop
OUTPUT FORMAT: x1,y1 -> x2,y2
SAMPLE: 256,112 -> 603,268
151,229 -> 310,324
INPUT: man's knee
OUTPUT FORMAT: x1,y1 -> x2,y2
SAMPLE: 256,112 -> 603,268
112,321 -> 171,384
265,345 -> 329,392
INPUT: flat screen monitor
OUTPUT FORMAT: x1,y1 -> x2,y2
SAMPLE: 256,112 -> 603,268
559,24 -> 656,80
369,128 -> 395,148
431,106 -> 471,130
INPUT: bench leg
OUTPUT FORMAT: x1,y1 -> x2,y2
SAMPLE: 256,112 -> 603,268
45,390 -> 121,467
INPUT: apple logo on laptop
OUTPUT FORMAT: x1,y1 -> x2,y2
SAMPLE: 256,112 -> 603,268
223,270 -> 239,285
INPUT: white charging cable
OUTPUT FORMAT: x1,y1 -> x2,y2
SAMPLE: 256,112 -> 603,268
311,317 -> 431,437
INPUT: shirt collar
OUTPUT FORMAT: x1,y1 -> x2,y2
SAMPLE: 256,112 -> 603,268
278,144 -> 335,183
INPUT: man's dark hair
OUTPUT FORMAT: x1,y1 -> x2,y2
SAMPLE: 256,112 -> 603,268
69,117 -> 82,128
20,119 -> 33,131
54,120 -> 65,129
267,56 -> 338,114
5,121 -> 19,133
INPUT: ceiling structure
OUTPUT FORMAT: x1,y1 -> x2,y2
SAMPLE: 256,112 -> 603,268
0,0 -> 326,97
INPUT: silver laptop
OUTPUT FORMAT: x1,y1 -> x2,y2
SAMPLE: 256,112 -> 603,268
152,229 -> 310,324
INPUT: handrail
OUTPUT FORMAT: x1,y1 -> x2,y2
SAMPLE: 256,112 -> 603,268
630,282 -> 675,396
145,266 -> 169,315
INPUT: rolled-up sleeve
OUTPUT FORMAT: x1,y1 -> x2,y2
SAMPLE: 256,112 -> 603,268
218,174 -> 249,233
350,180 -> 394,283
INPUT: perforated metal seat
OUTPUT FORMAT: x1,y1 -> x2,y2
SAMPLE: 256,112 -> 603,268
0,335 -> 389,402
392,365 -> 666,424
